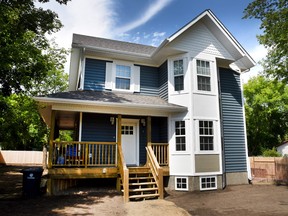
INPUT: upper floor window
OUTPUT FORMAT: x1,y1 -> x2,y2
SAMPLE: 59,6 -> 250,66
199,120 -> 214,151
173,60 -> 184,91
116,65 -> 131,90
197,60 -> 211,91
175,121 -> 186,151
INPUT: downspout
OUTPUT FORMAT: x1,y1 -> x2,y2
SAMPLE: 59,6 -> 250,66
240,72 -> 252,181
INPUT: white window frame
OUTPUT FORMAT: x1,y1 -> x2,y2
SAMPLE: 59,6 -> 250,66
105,60 -> 140,92
175,177 -> 189,191
175,120 -> 186,151
169,56 -> 188,94
194,119 -> 219,154
196,59 -> 211,92
199,120 -> 214,151
200,176 -> 217,191
173,59 -> 184,91
115,64 -> 131,90
192,58 -> 216,95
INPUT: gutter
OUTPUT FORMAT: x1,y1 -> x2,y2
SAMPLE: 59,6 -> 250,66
34,97 -> 187,113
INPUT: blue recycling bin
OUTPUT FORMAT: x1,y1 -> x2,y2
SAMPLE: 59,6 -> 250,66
21,167 -> 43,198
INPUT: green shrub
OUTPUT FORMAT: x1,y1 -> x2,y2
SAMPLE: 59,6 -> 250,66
261,147 -> 281,157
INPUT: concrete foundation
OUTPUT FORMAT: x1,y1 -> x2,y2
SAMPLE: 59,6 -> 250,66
225,172 -> 249,185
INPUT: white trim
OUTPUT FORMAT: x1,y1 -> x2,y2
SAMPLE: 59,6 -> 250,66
240,76 -> 252,180
168,55 -> 189,95
34,97 -> 186,113
79,55 -> 85,90
78,112 -> 83,142
192,58 -> 217,95
105,62 -> 113,90
175,176 -> 189,191
200,176 -> 217,191
167,10 -> 255,67
194,119 -> 220,154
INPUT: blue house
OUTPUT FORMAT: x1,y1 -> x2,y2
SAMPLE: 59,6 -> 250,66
35,10 -> 255,201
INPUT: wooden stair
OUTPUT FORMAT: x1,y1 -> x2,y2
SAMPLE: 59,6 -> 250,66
121,167 -> 160,201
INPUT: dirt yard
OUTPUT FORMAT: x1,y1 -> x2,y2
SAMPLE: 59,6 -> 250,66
1,165 -> 288,216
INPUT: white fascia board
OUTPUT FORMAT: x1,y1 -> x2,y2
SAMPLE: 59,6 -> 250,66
207,11 -> 256,67
34,97 -> 187,113
74,44 -> 152,59
167,11 -> 209,42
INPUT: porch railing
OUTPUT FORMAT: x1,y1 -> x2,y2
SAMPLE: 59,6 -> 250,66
151,143 -> 169,166
51,141 -> 117,167
117,145 -> 129,203
146,146 -> 164,199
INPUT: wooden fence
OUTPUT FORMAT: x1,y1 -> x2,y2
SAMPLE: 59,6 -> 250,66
0,150 -> 44,165
250,157 -> 288,184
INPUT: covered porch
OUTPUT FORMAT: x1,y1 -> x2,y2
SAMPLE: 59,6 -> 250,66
35,91 -> 186,201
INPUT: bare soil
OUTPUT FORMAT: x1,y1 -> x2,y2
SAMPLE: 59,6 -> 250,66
1,165 -> 288,216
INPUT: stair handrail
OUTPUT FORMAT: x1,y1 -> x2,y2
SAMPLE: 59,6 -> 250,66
146,146 -> 164,199
117,145 -> 129,202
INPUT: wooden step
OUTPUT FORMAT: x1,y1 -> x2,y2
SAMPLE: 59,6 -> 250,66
129,193 -> 160,199
129,187 -> 158,192
129,182 -> 156,186
129,176 -> 154,180
128,167 -> 150,174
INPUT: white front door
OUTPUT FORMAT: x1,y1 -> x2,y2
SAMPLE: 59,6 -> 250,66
121,119 -> 139,166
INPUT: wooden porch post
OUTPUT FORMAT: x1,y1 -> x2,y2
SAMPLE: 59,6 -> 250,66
147,116 -> 152,147
47,110 -> 55,196
117,115 -> 122,147
48,110 -> 56,169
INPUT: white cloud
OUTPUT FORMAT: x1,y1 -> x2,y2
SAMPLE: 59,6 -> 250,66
115,0 -> 172,33
39,0 -> 116,49
241,45 -> 268,83
37,0 -> 172,72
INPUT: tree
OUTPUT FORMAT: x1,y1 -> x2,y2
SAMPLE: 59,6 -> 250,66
0,94 -> 47,150
243,0 -> 288,82
244,76 -> 288,155
0,0 -> 70,150
0,0 -> 70,96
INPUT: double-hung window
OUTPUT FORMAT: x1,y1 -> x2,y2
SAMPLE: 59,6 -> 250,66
199,120 -> 214,151
197,60 -> 211,91
175,121 -> 186,151
116,65 -> 131,90
173,60 -> 184,91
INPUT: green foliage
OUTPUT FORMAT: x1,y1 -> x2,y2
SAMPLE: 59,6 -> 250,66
261,147 -> 282,157
0,0 -> 70,96
0,94 -> 47,150
244,76 -> 288,155
0,0 -> 70,150
57,130 -> 74,142
244,0 -> 288,82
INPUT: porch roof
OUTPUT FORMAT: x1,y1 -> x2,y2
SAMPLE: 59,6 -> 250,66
34,90 -> 187,113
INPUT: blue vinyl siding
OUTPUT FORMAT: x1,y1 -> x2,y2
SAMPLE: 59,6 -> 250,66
84,58 -> 107,91
151,117 -> 168,143
140,66 -> 159,95
81,113 -> 116,142
219,68 -> 247,173
159,61 -> 168,101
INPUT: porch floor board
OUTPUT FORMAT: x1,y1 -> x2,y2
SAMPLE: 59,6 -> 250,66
48,167 -> 118,179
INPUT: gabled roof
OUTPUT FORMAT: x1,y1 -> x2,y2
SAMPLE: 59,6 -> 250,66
71,10 -> 255,71
73,34 -> 157,57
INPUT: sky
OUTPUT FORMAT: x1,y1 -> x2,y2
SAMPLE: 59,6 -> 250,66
39,0 -> 267,82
